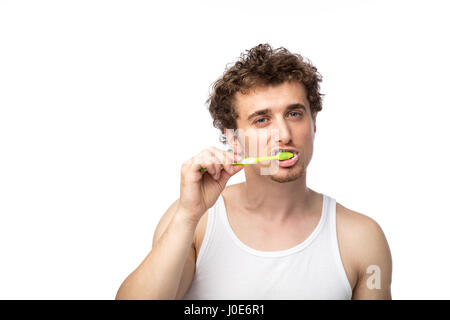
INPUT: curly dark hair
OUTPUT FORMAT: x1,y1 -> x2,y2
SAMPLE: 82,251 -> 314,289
206,43 -> 324,145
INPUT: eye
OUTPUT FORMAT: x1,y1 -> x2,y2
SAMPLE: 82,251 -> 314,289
289,111 -> 303,117
255,118 -> 267,124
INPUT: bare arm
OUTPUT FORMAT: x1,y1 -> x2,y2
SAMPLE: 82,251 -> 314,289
115,199 -> 198,300
351,217 -> 393,299
115,147 -> 243,300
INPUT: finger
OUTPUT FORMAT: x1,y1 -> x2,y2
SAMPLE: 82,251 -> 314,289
194,150 -> 217,178
206,149 -> 224,180
181,157 -> 202,182
223,149 -> 242,176
209,147 -> 235,176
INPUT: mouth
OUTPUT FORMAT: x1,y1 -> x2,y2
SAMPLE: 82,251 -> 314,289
272,148 -> 298,157
272,149 -> 299,168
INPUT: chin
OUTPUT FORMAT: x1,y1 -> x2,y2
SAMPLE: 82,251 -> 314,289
267,163 -> 305,183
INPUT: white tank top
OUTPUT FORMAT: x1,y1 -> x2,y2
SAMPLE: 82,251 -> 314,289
183,192 -> 352,300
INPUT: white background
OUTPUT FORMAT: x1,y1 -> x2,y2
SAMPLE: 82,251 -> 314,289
1,0 -> 449,299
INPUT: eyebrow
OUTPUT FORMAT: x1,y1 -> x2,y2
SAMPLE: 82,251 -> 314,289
247,103 -> 307,121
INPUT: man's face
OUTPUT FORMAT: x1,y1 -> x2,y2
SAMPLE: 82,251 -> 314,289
231,81 -> 316,183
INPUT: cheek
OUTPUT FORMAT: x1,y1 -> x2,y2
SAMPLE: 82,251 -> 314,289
297,124 -> 314,143
297,127 -> 315,158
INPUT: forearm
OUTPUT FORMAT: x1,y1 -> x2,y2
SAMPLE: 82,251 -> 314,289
115,209 -> 198,300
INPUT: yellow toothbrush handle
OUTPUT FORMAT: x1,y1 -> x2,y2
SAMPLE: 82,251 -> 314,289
199,163 -> 240,172
198,152 -> 292,172
199,156 -> 274,172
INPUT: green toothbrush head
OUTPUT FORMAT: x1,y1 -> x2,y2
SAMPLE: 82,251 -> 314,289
277,151 -> 294,161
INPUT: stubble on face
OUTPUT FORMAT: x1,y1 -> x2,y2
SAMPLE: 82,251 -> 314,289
256,151 -> 307,183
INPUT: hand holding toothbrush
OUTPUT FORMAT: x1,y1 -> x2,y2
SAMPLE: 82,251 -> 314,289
178,147 -> 244,223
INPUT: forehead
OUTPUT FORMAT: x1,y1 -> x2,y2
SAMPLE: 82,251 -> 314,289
234,81 -> 310,117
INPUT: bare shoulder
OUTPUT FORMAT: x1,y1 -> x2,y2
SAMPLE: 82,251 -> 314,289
336,201 -> 391,266
336,202 -> 385,238
336,201 -> 393,299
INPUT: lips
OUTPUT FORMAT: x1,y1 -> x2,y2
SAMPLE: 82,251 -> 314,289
271,147 -> 299,168
271,147 -> 299,156
277,152 -> 299,167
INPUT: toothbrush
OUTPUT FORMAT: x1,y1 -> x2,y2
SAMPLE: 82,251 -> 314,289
199,151 -> 294,172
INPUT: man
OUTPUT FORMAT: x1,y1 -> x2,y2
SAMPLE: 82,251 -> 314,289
115,44 -> 392,300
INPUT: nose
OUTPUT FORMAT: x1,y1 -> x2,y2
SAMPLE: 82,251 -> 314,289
273,117 -> 292,145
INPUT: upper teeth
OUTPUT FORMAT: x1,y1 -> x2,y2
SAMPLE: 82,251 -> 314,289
274,150 -> 292,155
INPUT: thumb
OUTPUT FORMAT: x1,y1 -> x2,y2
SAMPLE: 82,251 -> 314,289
217,165 -> 244,185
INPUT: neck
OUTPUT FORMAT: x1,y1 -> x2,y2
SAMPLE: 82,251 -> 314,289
238,167 -> 314,222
